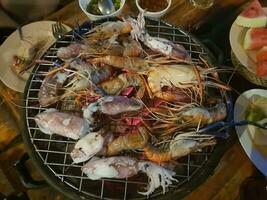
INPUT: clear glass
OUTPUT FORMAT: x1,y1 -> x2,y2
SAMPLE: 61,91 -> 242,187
189,0 -> 214,9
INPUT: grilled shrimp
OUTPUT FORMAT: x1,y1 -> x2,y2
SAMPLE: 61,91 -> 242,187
71,130 -> 113,163
81,156 -> 177,196
85,21 -> 132,44
147,64 -> 230,102
92,55 -> 151,73
144,133 -> 216,163
64,59 -> 94,92
57,44 -> 82,61
180,102 -> 227,127
57,43 -> 126,61
99,72 -> 146,98
106,126 -> 149,156
151,101 -> 227,135
129,13 -> 190,60
34,109 -> 90,140
12,40 -> 47,79
62,59 -> 113,96
120,36 -> 143,57
83,96 -> 143,124
38,70 -> 68,107
70,58 -> 113,85
147,64 -> 199,101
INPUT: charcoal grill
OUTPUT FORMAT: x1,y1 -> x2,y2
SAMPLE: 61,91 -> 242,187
21,18 -> 232,200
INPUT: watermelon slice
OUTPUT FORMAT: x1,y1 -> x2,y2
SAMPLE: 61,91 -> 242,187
235,0 -> 267,28
244,27 -> 267,50
256,46 -> 267,77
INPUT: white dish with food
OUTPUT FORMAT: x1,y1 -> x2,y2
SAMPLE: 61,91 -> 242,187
234,89 -> 267,176
0,21 -> 71,93
230,5 -> 267,80
79,0 -> 125,21
135,0 -> 171,19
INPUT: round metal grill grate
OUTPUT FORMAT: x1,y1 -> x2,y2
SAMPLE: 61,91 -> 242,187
23,18 -> 224,200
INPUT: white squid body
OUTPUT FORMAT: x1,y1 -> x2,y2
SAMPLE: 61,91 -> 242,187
81,156 -> 178,196
83,96 -> 143,124
81,156 -> 138,180
70,130 -> 113,163
128,12 -> 190,60
34,108 -> 90,140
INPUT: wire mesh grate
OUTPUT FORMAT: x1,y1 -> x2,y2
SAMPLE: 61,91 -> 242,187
24,18 -> 216,200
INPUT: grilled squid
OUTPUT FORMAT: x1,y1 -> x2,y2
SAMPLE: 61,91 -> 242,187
81,156 -> 178,196
128,12 -> 190,60
71,130 -> 113,163
34,108 -> 90,140
83,96 -> 143,125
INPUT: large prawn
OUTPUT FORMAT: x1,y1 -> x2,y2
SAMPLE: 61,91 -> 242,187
41,58 -> 112,107
63,59 -> 113,93
84,21 -> 132,44
147,64 -> 230,103
83,96 -> 144,125
57,42 -> 134,61
99,72 -> 147,98
148,101 -> 227,135
91,55 -> 152,73
144,133 -> 216,163
106,126 -> 149,156
38,70 -> 69,107
91,55 -> 180,73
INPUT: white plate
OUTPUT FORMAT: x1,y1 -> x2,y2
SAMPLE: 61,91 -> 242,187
229,8 -> 267,80
234,89 -> 267,176
0,21 -> 71,93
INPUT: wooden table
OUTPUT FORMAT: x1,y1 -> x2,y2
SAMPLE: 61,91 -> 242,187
0,0 -> 265,199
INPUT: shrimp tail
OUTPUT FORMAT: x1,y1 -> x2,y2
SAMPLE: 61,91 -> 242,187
143,145 -> 172,163
107,126 -> 149,156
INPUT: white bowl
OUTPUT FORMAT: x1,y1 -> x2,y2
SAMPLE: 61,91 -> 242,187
79,0 -> 126,21
135,0 -> 171,19
234,89 -> 267,176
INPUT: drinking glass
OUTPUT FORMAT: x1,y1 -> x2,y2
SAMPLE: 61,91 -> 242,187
189,0 -> 214,9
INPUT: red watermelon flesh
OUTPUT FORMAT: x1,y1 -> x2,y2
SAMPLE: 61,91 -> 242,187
236,0 -> 267,28
256,47 -> 267,77
244,28 -> 267,50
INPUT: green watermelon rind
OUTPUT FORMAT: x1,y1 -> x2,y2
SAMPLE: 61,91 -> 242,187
235,0 -> 267,28
243,28 -> 252,50
236,15 -> 267,28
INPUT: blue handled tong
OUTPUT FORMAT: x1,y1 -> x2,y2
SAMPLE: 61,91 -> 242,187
198,120 -> 267,138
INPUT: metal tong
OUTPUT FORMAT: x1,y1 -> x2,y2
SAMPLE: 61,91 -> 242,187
199,119 -> 267,138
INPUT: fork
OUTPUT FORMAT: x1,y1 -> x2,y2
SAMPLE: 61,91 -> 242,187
17,25 -> 24,40
52,22 -> 68,39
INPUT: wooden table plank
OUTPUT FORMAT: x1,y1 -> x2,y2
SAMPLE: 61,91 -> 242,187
46,0 -> 249,29
184,142 -> 254,200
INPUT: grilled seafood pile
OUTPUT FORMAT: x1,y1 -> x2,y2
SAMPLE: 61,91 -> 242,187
34,13 -> 231,196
